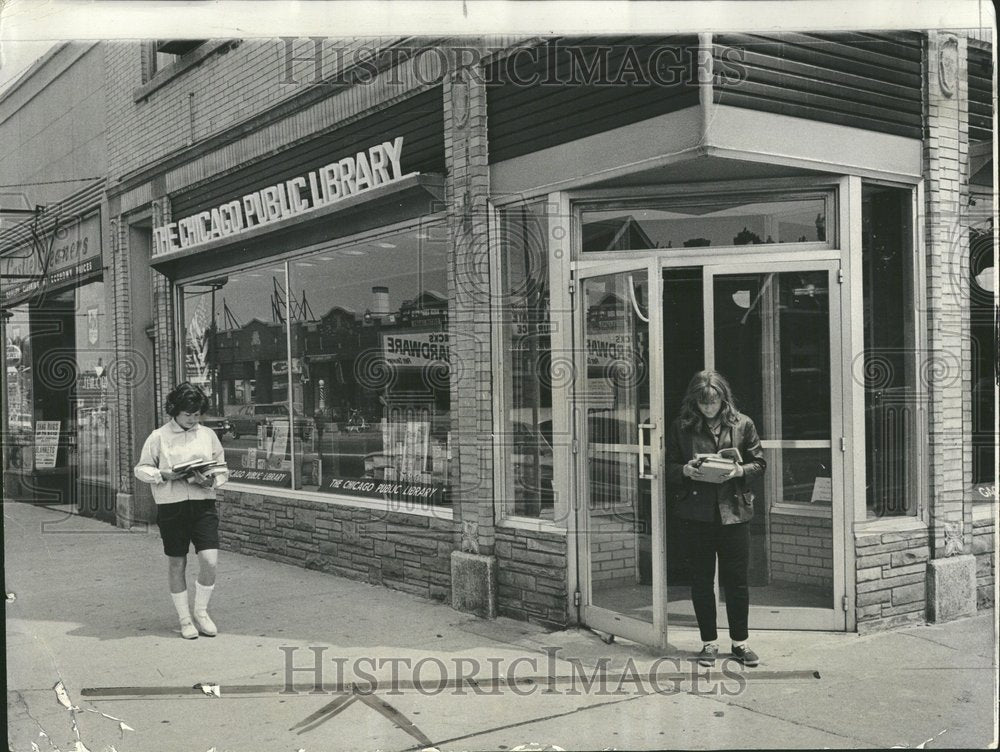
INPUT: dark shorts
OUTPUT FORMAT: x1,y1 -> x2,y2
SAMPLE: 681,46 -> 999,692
156,499 -> 220,556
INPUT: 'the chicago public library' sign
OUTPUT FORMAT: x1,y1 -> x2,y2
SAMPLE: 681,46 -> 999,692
152,137 -> 408,256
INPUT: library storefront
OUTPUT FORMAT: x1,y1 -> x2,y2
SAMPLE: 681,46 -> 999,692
1,185 -> 117,521
145,100 -> 464,598
126,32 -> 992,642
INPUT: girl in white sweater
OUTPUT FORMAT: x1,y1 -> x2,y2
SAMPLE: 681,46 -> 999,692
135,382 -> 228,639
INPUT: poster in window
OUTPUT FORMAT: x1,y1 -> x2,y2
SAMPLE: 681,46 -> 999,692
34,421 -> 61,469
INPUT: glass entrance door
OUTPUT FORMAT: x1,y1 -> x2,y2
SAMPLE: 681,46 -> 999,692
575,259 -> 846,643
704,261 -> 845,630
575,261 -> 666,647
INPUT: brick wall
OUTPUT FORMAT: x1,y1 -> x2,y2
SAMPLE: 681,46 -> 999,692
217,488 -> 456,600
972,514 -> 995,610
770,514 -> 834,588
855,529 -> 930,632
0,43 -> 106,209
108,211 -> 136,521
589,513 -> 639,585
924,31 -> 973,557
495,527 -> 568,628
150,197 -> 176,424
442,44 -> 496,555
105,39 -> 402,180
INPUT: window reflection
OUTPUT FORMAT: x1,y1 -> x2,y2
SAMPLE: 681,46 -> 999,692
183,268 -> 294,488
862,184 -> 916,518
500,202 -> 554,519
582,196 -> 828,252
182,223 -> 452,506
287,225 -> 451,506
2,282 -> 114,516
714,271 -> 831,443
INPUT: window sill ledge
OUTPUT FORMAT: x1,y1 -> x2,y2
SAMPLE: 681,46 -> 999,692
853,516 -> 927,537
220,481 -> 454,521
972,503 -> 996,523
498,516 -> 566,535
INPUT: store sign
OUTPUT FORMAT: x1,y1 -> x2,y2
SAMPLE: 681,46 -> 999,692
227,467 -> 292,487
0,213 -> 102,304
153,136 -> 409,256
271,358 -> 303,376
586,333 -> 634,368
324,476 -> 444,505
381,331 -> 450,368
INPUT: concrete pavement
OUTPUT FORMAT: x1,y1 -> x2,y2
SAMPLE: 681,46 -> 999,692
5,501 -> 998,751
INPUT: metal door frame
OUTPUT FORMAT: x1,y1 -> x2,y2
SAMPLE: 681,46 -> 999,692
701,259 -> 847,631
572,259 -> 668,649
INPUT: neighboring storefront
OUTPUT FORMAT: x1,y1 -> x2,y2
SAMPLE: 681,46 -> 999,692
1,181 -> 117,522
107,31 -> 994,643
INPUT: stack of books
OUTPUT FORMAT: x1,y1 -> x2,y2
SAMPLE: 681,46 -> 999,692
171,459 -> 228,479
693,448 -> 743,484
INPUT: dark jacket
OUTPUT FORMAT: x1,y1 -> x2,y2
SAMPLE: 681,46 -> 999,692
665,412 -> 766,524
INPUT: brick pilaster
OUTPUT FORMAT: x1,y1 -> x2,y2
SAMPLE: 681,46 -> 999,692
151,196 -> 177,424
443,44 -> 495,556
108,211 -> 135,498
923,30 -> 973,558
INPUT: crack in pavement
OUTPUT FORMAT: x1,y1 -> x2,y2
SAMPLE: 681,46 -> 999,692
898,629 -> 994,659
9,688 -> 59,751
398,693 -> 646,751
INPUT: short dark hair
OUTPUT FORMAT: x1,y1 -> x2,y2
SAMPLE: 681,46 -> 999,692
165,382 -> 210,417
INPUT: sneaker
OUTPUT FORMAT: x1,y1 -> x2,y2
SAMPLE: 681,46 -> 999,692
697,643 -> 718,667
179,618 -> 199,640
731,644 -> 759,667
193,611 -> 218,637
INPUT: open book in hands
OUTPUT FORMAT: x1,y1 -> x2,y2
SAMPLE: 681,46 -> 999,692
170,459 -> 227,479
693,448 -> 743,484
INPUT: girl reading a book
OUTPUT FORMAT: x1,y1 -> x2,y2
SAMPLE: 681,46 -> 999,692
665,370 -> 766,668
135,382 -> 229,639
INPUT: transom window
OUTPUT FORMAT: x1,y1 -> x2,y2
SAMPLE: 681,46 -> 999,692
581,194 -> 831,252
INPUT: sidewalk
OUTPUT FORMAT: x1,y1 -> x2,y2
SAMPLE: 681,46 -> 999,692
5,501 -> 998,752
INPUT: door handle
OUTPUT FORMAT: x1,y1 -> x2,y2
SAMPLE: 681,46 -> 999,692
638,422 -> 656,480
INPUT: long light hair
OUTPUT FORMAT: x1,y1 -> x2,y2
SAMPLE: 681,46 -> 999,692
678,370 -> 740,431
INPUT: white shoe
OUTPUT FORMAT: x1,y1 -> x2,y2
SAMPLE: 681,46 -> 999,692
193,611 -> 218,637
179,618 -> 199,640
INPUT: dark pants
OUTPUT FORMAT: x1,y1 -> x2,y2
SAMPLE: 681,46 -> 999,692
681,518 -> 750,643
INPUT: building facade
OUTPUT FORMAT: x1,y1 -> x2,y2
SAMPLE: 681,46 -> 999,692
4,30 -> 994,644
0,42 -> 116,522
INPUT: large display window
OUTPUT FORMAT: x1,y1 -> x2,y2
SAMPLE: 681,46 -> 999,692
861,184 -> 919,518
969,218 -> 995,493
2,279 -> 114,517
497,201 -> 555,520
4,304 -> 34,474
180,220 -> 452,509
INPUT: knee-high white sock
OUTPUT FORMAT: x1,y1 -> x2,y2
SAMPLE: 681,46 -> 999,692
194,582 -> 214,617
171,591 -> 192,622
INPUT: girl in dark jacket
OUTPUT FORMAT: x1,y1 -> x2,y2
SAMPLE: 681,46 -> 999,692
665,370 -> 766,667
